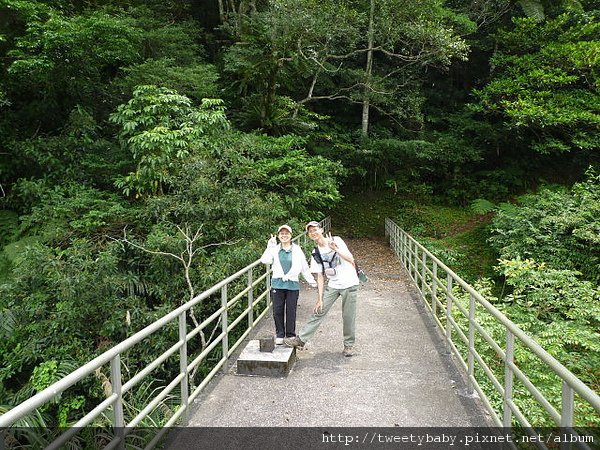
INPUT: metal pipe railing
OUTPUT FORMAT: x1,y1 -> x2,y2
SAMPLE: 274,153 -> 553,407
1,218 -> 330,449
385,218 -> 600,434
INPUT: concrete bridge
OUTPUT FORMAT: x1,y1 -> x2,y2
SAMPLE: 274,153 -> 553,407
2,219 -> 598,450
180,238 -> 489,429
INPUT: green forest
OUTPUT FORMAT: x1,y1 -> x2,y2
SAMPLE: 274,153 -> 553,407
0,0 -> 598,442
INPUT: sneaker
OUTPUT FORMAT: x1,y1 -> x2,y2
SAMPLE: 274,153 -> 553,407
284,336 -> 305,348
275,337 -> 284,345
343,346 -> 354,357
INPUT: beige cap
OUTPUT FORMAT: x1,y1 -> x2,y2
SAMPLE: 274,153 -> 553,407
305,221 -> 321,231
277,224 -> 292,234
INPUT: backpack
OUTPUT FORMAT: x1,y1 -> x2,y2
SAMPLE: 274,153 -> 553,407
311,247 -> 337,276
311,246 -> 368,283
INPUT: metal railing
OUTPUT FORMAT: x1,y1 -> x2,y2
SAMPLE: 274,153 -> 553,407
385,218 -> 599,447
0,218 -> 330,449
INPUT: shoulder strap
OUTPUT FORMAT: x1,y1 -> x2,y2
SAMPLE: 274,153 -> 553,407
311,246 -> 326,275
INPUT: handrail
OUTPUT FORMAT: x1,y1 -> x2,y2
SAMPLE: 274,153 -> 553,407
0,218 -> 330,448
385,218 -> 600,437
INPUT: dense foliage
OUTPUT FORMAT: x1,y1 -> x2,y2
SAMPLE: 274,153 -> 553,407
0,0 -> 598,441
489,170 -> 600,282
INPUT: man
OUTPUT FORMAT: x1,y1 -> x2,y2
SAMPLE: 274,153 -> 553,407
284,221 -> 359,356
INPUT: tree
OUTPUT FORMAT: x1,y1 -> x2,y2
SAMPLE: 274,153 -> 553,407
222,0 -> 472,135
109,85 -> 229,197
5,8 -> 144,130
473,3 -> 600,155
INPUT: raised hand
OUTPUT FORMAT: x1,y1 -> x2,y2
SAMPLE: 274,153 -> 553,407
326,232 -> 337,250
267,234 -> 277,247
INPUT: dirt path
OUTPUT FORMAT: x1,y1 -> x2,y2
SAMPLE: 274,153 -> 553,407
345,236 -> 406,284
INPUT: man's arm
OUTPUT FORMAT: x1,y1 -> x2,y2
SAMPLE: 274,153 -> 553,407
329,236 -> 355,266
314,272 -> 324,313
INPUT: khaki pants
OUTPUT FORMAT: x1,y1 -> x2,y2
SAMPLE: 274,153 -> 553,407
299,285 -> 358,347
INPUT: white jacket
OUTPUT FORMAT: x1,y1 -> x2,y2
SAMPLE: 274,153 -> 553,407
260,243 -> 316,285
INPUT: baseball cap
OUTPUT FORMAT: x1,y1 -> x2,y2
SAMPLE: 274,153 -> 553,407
305,221 -> 321,231
277,224 -> 292,234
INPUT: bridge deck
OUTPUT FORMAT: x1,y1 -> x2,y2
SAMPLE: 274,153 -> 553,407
184,238 -> 489,427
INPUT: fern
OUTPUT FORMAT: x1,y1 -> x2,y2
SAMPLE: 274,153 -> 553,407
0,308 -> 16,338
471,198 -> 497,215
0,405 -> 50,449
118,271 -> 149,297
518,0 -> 545,22
497,202 -> 518,215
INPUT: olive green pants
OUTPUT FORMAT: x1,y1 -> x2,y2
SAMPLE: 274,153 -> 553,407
299,285 -> 358,347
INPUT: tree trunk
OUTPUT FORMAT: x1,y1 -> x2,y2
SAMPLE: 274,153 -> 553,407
261,67 -> 279,131
361,0 -> 375,136
217,0 -> 225,23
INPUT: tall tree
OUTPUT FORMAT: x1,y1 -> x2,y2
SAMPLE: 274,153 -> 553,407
473,1 -> 600,156
362,0 -> 376,135
222,0 -> 473,134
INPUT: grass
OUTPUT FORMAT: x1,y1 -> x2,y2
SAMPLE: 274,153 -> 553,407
328,190 -> 498,281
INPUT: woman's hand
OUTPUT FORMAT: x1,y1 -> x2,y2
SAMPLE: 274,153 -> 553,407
267,234 -> 277,247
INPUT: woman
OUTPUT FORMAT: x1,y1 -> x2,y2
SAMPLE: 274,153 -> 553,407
260,225 -> 316,345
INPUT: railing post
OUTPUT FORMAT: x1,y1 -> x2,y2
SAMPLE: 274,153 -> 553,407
221,285 -> 229,369
432,261 -> 438,317
408,239 -> 413,279
401,233 -> 408,269
110,355 -> 125,450
503,330 -> 514,427
561,381 -> 575,450
561,380 -> 574,426
413,242 -> 418,282
446,273 -> 453,345
421,251 -> 426,296
265,264 -> 271,308
247,268 -> 254,327
468,293 -> 475,395
406,234 -> 410,269
178,312 -> 189,421
398,229 -> 402,263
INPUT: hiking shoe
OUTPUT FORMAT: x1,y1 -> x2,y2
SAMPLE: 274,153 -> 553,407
275,337 -> 284,345
284,336 -> 305,348
343,346 -> 354,357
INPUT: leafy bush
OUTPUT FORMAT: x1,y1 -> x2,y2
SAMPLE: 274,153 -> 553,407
498,258 -> 600,423
445,272 -> 599,427
489,170 -> 600,282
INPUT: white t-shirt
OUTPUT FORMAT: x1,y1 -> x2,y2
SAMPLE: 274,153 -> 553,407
309,236 -> 359,289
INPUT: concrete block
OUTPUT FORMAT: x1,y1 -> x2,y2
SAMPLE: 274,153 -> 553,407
259,335 -> 275,352
236,340 -> 296,377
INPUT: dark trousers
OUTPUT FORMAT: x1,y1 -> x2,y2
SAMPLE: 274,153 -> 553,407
271,288 -> 300,338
